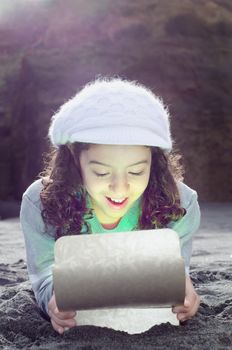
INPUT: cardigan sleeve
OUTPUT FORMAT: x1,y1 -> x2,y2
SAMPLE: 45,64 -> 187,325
169,182 -> 201,275
20,180 -> 55,316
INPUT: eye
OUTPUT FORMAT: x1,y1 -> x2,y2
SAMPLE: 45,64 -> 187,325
129,171 -> 144,176
93,171 -> 109,177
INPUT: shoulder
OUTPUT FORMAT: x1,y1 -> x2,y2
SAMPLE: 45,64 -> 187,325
20,178 -> 56,236
176,181 -> 198,209
170,181 -> 200,244
22,178 -> 44,211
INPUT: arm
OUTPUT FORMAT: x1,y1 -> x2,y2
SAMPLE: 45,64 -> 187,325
170,185 -> 200,274
20,190 -> 76,333
169,183 -> 201,320
172,275 -> 200,322
20,193 -> 55,315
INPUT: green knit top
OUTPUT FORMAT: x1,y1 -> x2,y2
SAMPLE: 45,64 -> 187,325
85,196 -> 141,234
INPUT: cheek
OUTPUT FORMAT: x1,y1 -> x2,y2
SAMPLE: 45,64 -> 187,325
132,177 -> 150,195
84,176 -> 107,195
145,171 -> 151,186
140,173 -> 151,192
80,171 -> 88,188
144,167 -> 151,186
80,170 -> 93,190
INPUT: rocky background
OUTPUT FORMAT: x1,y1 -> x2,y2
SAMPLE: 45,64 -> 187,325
0,0 -> 231,205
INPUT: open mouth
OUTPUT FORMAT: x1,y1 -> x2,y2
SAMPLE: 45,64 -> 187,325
106,197 -> 128,209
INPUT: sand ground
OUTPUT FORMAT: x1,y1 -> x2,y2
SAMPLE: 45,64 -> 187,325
0,203 -> 232,350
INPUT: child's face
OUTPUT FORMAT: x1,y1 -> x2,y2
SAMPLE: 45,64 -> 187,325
79,144 -> 151,225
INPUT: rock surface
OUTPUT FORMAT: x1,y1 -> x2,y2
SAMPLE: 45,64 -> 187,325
0,0 -> 231,201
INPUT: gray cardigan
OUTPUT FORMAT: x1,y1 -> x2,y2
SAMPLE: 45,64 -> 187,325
20,179 -> 200,316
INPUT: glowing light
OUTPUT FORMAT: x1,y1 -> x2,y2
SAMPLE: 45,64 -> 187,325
0,0 -> 52,24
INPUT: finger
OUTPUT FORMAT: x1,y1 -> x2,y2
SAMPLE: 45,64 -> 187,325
186,294 -> 200,317
51,319 -> 65,334
50,311 -> 77,328
53,307 -> 76,320
184,298 -> 191,308
177,312 -> 188,322
48,293 -> 76,320
172,304 -> 187,314
49,308 -> 77,328
178,295 -> 201,321
51,319 -> 76,335
48,309 -> 76,321
189,294 -> 201,316
172,300 -> 191,316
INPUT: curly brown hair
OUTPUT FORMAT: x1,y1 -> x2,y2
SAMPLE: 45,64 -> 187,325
40,143 -> 186,239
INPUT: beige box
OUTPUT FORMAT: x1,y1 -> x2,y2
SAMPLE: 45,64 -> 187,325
53,229 -> 185,333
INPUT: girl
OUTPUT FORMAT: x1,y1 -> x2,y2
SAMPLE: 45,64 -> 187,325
20,77 -> 201,334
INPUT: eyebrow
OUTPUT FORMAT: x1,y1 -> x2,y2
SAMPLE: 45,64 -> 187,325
88,160 -> 149,167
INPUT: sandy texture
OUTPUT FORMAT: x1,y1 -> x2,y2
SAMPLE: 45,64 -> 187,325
0,203 -> 232,349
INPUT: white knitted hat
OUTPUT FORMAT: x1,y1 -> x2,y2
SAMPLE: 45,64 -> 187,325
48,77 -> 172,151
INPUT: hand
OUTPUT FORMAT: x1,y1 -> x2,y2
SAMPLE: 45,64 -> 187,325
172,275 -> 200,322
48,292 -> 77,334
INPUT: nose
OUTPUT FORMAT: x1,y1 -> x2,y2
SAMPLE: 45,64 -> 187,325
109,173 -> 129,195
